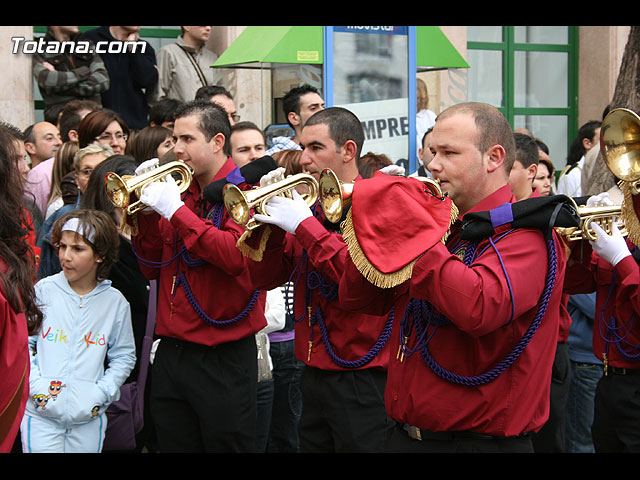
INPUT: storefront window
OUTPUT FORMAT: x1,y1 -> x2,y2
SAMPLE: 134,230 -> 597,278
331,26 -> 410,165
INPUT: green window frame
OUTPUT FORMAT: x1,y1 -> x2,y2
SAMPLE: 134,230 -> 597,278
467,26 -> 579,173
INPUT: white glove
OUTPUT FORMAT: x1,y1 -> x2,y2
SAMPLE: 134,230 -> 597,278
139,175 -> 184,220
586,192 -> 613,208
260,167 -> 286,187
135,157 -> 160,176
379,164 -> 405,176
589,221 -> 631,267
134,158 -> 161,214
253,189 -> 312,235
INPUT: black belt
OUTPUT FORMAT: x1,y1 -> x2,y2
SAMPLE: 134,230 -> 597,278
401,423 -> 528,442
609,366 -> 640,376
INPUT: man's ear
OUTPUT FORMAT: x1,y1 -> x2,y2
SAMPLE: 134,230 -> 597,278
67,130 -> 79,143
287,111 -> 301,129
211,132 -> 226,154
485,144 -> 506,173
341,139 -> 358,164
24,141 -> 36,155
527,163 -> 538,182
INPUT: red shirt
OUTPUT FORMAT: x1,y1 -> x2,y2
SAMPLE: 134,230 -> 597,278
0,262 -> 29,452
339,185 -> 567,436
133,158 -> 266,347
248,210 -> 392,372
564,239 -> 640,370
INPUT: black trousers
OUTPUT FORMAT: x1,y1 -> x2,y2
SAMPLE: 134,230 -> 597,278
592,369 -> 640,452
150,335 -> 258,452
532,342 -> 571,453
298,365 -> 394,453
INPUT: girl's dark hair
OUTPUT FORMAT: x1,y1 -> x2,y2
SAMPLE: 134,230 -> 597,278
126,126 -> 173,165
77,109 -> 130,149
0,126 -> 43,335
80,155 -> 137,225
51,209 -> 120,282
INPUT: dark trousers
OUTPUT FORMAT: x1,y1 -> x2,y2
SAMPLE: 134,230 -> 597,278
592,369 -> 640,452
255,379 -> 274,453
386,423 -> 534,453
266,339 -> 303,453
150,335 -> 257,452
298,365 -> 393,453
532,342 -> 571,452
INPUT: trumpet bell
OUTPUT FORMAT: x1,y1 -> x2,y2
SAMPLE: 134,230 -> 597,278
319,169 -> 353,224
105,172 -> 135,209
104,160 -> 193,216
223,183 -> 252,227
600,108 -> 640,190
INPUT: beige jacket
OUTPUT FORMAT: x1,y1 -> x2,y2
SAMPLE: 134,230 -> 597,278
154,36 -> 222,103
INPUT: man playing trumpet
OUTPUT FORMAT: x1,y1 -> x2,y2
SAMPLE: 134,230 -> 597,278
245,107 -> 395,453
131,100 -> 267,452
307,102 -> 571,452
563,107 -> 640,452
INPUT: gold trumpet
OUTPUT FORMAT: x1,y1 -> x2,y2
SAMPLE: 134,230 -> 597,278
558,198 -> 628,242
223,172 -> 320,231
104,160 -> 193,216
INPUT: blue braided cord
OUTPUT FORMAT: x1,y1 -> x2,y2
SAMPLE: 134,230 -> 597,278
313,305 -> 394,369
408,237 -> 557,386
174,271 -> 261,327
598,269 -> 640,361
290,250 -> 392,368
398,300 -> 444,361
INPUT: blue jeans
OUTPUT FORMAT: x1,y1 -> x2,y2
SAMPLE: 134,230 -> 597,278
564,361 -> 603,453
266,339 -> 303,453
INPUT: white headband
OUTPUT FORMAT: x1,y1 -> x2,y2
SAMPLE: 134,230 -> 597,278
61,218 -> 95,244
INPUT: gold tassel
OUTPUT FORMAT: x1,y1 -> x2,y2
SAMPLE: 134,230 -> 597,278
119,214 -> 139,237
621,182 -> 640,246
236,226 -> 272,262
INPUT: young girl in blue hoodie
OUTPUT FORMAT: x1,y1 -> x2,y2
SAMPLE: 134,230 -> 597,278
21,209 -> 136,453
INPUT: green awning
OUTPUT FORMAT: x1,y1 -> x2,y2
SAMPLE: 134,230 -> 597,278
212,26 -> 323,68
416,26 -> 470,70
212,26 -> 468,70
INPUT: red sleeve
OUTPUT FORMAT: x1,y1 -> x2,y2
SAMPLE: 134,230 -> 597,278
294,216 -> 353,285
615,254 -> 640,315
247,224 -> 298,291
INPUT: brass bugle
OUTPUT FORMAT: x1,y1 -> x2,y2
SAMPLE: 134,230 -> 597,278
600,107 -> 640,194
104,160 -> 193,216
558,198 -> 628,242
318,170 -> 445,224
318,168 -> 353,224
223,172 -> 319,231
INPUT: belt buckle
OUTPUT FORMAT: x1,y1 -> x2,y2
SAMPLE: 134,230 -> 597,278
407,425 -> 422,441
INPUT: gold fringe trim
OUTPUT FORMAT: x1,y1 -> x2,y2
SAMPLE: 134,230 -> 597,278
236,226 -> 272,262
621,182 -> 640,246
119,213 -> 139,237
341,201 -> 459,289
